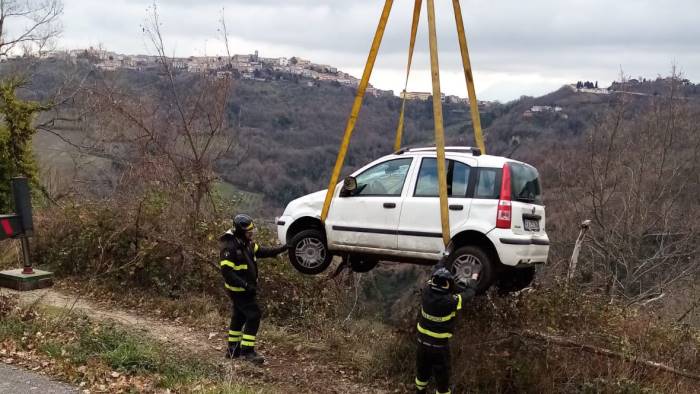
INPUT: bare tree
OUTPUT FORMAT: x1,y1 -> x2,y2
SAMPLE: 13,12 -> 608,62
0,0 -> 63,57
71,2 -> 241,237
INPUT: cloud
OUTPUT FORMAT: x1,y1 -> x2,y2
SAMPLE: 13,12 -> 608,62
56,0 -> 700,101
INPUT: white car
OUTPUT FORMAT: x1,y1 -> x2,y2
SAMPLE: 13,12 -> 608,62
276,146 -> 549,293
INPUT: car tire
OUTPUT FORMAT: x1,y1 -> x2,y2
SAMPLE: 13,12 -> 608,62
288,229 -> 333,275
496,266 -> 536,294
348,255 -> 379,273
446,245 -> 495,294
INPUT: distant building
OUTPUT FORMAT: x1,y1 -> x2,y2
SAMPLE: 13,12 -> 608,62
96,60 -> 120,71
446,95 -> 469,104
530,105 -> 563,113
400,91 -> 445,102
293,57 -> 311,66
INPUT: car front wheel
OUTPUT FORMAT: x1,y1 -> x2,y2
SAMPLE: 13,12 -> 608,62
288,229 -> 333,275
447,245 -> 495,294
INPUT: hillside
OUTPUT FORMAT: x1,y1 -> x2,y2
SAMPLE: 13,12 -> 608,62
4,58 -> 699,215
5,58 -> 502,209
7,57 -> 638,211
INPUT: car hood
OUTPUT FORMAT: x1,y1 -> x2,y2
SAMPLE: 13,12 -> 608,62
282,189 -> 328,217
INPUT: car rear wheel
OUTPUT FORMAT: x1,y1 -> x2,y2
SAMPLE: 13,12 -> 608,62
447,245 -> 495,294
496,266 -> 536,294
348,255 -> 379,273
288,229 -> 332,275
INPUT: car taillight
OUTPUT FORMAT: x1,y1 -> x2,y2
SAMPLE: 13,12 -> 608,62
496,163 -> 512,229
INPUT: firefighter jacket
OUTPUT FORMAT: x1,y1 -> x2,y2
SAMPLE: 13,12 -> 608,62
219,230 -> 286,295
416,279 -> 477,347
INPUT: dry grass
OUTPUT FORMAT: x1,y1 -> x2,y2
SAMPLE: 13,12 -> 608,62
409,284 -> 700,393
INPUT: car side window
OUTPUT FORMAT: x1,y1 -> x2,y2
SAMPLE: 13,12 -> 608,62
354,158 -> 413,196
475,168 -> 500,199
414,158 -> 471,197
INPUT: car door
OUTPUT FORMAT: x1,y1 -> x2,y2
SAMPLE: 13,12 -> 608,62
397,156 -> 476,254
325,157 -> 415,250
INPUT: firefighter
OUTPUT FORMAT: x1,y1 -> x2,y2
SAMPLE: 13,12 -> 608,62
414,263 -> 479,394
219,214 -> 287,364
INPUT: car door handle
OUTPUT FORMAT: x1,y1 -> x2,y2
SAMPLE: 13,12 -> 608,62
449,204 -> 464,211
383,202 -> 396,209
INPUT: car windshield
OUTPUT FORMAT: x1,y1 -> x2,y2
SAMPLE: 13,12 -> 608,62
510,162 -> 542,204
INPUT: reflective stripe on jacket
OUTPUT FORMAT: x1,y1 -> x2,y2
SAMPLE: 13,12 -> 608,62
416,282 -> 474,346
219,232 -> 260,294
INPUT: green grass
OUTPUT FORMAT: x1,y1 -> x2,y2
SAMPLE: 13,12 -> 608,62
65,319 -> 217,386
0,314 -> 28,339
200,384 -> 274,394
214,181 -> 265,215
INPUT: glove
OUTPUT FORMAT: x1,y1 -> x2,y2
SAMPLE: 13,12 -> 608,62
273,245 -> 288,256
456,278 -> 469,290
456,277 -> 476,291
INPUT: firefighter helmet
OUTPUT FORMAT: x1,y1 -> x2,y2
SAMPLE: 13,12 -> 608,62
233,214 -> 255,235
429,267 -> 454,291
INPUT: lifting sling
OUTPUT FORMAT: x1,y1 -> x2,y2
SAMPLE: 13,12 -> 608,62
394,0 -> 422,152
321,0 -> 485,248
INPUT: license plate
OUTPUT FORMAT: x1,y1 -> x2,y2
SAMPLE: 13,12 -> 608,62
524,219 -> 540,232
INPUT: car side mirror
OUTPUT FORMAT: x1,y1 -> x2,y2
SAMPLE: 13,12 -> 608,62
340,176 -> 358,197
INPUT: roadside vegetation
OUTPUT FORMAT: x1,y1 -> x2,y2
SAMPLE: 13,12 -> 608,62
0,293 -> 268,393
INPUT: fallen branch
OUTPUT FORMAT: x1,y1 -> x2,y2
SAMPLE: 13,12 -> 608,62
516,329 -> 700,381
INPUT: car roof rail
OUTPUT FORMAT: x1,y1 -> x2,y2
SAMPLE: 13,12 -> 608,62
394,146 -> 481,156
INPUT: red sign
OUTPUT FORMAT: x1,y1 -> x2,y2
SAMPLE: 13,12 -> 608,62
1,218 -> 12,236
0,215 -> 21,240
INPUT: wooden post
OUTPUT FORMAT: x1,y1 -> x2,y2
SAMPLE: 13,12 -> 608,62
568,219 -> 591,282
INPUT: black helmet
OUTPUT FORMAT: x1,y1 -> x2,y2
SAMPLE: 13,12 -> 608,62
233,214 -> 255,235
429,267 -> 454,291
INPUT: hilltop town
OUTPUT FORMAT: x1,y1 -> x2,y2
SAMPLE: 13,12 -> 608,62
25,47 -> 402,97
10,47 -> 501,104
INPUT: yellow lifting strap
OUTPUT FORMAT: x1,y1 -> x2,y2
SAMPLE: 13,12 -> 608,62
320,0 -> 394,222
427,0 -> 451,247
393,0 -> 422,151
452,0 -> 486,154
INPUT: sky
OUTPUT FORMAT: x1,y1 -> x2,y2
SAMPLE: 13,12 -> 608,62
51,0 -> 700,102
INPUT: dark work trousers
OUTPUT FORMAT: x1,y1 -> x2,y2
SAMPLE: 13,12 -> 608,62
416,342 -> 451,393
229,293 -> 261,349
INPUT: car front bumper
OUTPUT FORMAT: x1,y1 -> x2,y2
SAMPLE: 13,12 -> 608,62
275,216 -> 293,245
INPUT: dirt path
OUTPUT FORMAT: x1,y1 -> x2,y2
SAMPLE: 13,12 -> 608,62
0,363 -> 79,394
10,288 -> 395,393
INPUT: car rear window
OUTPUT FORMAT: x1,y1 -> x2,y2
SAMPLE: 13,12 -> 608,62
510,162 -> 542,204
475,168 -> 500,199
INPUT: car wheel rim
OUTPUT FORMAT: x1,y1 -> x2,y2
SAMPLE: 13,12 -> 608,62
452,254 -> 482,283
295,237 -> 326,269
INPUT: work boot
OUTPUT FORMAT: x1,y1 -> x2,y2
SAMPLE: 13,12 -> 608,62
240,348 -> 265,365
225,343 -> 240,359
